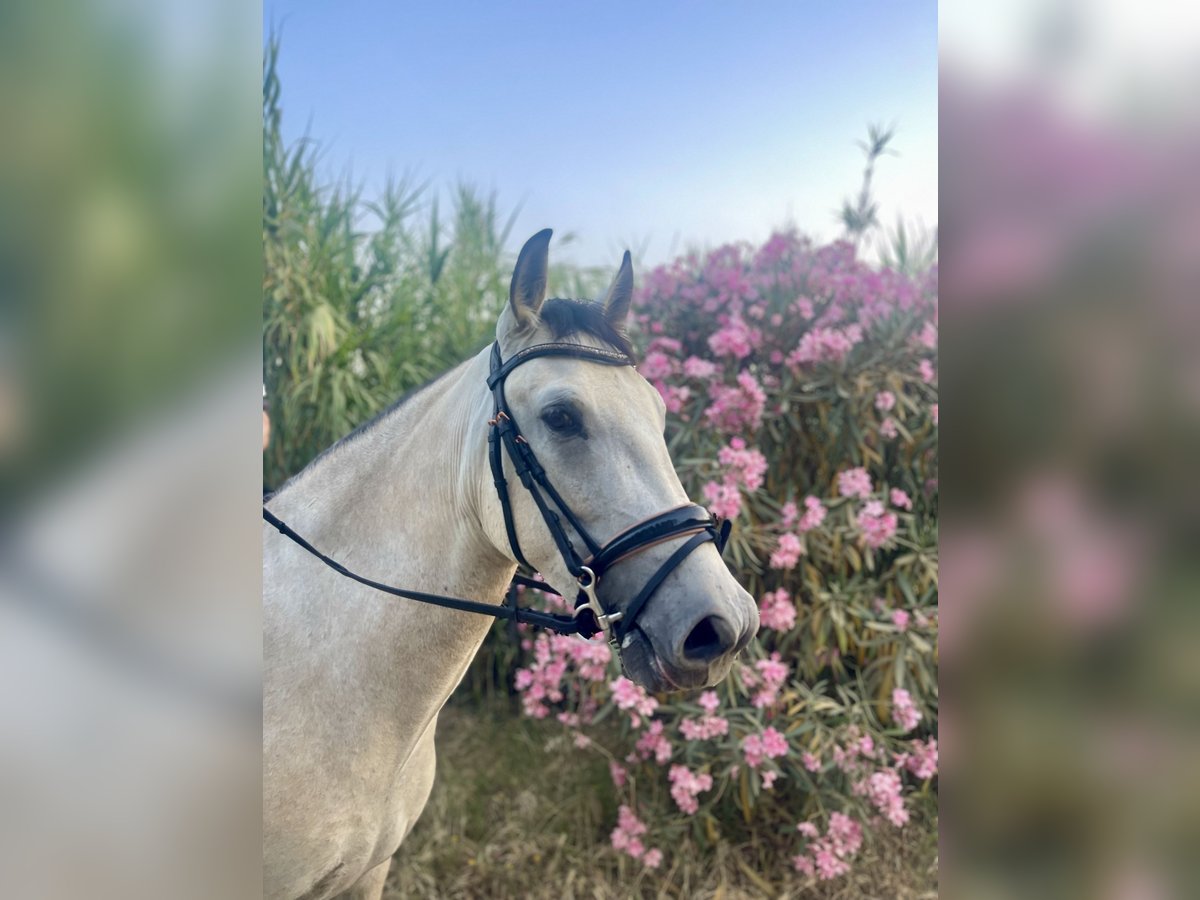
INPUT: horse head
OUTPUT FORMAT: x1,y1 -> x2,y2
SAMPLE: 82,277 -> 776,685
482,229 -> 758,692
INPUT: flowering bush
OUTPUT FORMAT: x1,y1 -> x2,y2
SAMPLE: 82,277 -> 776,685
509,231 -> 937,884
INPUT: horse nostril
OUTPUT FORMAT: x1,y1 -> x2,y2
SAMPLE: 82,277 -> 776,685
682,615 -> 736,664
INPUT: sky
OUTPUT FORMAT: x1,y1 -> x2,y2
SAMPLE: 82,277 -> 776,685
266,1 -> 937,268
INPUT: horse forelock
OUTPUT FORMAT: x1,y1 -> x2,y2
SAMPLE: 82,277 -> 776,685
537,298 -> 637,360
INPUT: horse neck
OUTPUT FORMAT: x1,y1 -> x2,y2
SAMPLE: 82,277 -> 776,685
266,346 -> 515,720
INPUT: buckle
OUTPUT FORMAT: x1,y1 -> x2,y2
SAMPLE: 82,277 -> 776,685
573,566 -> 622,644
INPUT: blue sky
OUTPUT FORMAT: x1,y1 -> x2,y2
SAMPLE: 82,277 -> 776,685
267,1 -> 937,268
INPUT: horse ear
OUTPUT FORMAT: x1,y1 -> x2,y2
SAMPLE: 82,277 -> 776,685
508,229 -> 552,328
601,250 -> 634,327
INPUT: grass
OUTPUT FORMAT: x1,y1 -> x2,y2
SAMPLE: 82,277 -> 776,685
385,700 -> 938,899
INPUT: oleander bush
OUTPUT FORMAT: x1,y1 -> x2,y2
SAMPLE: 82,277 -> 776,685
502,231 -> 938,884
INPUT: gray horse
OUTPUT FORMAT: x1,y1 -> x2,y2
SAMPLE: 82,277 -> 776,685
263,230 -> 758,899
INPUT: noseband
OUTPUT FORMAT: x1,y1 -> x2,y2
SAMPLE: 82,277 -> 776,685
263,340 -> 732,649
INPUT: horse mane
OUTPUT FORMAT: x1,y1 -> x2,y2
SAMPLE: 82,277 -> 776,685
538,298 -> 637,360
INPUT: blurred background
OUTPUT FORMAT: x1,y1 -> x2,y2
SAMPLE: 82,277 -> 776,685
940,0 -> 1200,897
1,0 -> 261,898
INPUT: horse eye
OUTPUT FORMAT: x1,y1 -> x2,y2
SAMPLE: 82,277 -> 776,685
540,405 -> 582,436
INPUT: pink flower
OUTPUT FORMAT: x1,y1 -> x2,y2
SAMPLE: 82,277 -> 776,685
794,812 -> 865,881
654,382 -> 691,415
718,438 -> 768,491
827,812 -> 863,858
892,688 -> 922,732
640,351 -> 675,381
859,502 -> 898,549
760,770 -> 779,790
610,804 -> 651,859
931,403 -> 938,426
704,370 -> 766,433
797,496 -> 826,531
857,769 -> 910,827
751,654 -> 790,708
707,317 -> 760,359
680,714 -> 730,741
758,588 -> 797,630
682,356 -> 718,380
609,761 -> 627,788
741,735 -> 764,768
793,296 -> 814,318
787,325 -> 862,367
610,676 -> 658,726
838,467 -> 873,499
635,720 -> 673,764
875,390 -> 895,412
919,321 -> 937,349
779,500 -> 799,527
904,738 -> 939,779
802,752 -> 821,772
768,533 -> 803,570
880,417 -> 898,439
698,690 -> 720,714
668,764 -> 714,815
702,480 -> 742,520
892,609 -> 911,631
919,359 -> 935,383
813,846 -> 850,879
642,848 -> 663,869
514,630 -> 613,718
742,728 -> 787,768
890,488 -> 912,509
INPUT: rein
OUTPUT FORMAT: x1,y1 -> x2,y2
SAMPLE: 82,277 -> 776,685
263,340 -> 731,648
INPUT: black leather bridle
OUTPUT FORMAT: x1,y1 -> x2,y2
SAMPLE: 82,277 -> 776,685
263,340 -> 731,649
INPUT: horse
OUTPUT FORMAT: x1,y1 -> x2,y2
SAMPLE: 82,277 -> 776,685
263,229 -> 758,900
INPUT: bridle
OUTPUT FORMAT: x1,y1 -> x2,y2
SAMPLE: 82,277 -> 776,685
263,340 -> 731,649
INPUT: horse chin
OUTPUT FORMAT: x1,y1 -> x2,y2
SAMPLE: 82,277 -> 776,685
619,628 -> 710,693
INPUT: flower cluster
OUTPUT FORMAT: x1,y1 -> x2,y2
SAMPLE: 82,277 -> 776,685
757,588 -> 797,631
769,533 -> 803,570
858,499 -> 899,549
891,688 -> 922,732
703,370 -> 766,434
742,726 -> 789,768
856,769 -> 910,827
679,691 -> 731,741
501,230 -> 937,882
668,765 -> 714,814
610,804 -> 662,868
740,653 -> 790,708
793,812 -> 864,880
514,629 -> 611,719
838,467 -> 873,500
610,676 -> 658,728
